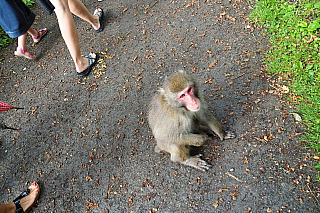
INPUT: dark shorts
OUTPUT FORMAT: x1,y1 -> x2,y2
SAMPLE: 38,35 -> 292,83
0,0 -> 35,38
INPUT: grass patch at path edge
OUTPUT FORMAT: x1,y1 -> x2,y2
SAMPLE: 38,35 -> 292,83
250,0 -> 320,178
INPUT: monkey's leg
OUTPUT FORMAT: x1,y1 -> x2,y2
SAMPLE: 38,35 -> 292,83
170,145 -> 211,171
155,140 -> 174,153
154,145 -> 161,153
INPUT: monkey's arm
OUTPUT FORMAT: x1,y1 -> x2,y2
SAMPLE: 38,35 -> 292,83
176,133 -> 211,146
201,109 -> 226,140
201,109 -> 235,140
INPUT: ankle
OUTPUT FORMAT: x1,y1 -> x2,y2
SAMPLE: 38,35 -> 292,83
32,31 -> 40,39
16,46 -> 27,53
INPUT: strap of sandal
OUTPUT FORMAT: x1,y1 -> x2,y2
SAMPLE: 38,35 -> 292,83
13,188 -> 30,213
13,189 -> 30,202
16,47 -> 27,54
14,199 -> 24,213
32,29 -> 46,39
85,55 -> 96,66
94,8 -> 102,17
32,31 -> 40,40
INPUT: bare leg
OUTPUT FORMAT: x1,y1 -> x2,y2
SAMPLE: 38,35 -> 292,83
0,182 -> 40,213
15,32 -> 36,59
49,0 -> 97,73
17,33 -> 28,50
27,27 -> 38,37
0,203 -> 15,213
67,0 -> 100,30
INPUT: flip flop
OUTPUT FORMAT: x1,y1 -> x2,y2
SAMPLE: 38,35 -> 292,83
94,8 -> 104,33
77,53 -> 99,76
13,182 -> 40,213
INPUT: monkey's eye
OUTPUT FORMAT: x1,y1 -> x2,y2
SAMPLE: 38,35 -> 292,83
180,94 -> 185,98
188,87 -> 192,93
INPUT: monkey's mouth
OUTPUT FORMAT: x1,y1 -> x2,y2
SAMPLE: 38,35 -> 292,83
186,102 -> 200,112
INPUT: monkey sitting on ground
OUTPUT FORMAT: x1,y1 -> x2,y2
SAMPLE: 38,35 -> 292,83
148,70 -> 235,171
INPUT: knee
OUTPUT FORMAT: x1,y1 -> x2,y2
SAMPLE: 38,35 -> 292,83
50,0 -> 70,13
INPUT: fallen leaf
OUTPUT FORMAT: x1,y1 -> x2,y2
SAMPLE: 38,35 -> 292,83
213,199 -> 218,208
209,60 -> 218,68
290,112 -> 302,122
281,85 -> 289,93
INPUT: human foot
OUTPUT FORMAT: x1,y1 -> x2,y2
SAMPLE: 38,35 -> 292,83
13,182 -> 40,213
93,8 -> 104,33
32,28 -> 48,43
77,52 -> 99,76
14,47 -> 36,60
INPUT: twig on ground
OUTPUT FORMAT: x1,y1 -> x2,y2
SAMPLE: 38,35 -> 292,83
226,172 -> 246,183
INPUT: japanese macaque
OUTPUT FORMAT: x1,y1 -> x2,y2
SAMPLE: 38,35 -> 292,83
148,70 -> 235,171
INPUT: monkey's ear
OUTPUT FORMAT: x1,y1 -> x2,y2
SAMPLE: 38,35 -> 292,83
159,88 -> 165,94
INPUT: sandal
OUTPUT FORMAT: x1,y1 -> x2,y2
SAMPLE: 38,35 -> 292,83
14,47 -> 36,60
13,182 -> 40,213
77,53 -> 99,76
94,8 -> 104,33
32,28 -> 48,43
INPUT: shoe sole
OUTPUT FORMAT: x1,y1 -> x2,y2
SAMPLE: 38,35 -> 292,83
14,51 -> 36,60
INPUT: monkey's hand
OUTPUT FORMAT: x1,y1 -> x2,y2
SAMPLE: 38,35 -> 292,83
224,131 -> 236,140
183,154 -> 211,171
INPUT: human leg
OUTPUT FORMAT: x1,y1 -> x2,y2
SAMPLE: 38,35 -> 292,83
0,182 -> 40,213
49,0 -> 98,75
67,0 -> 101,31
17,33 -> 28,51
29,27 -> 48,43
15,32 -> 36,60
0,0 -> 35,38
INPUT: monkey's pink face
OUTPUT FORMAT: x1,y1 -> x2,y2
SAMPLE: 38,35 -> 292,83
177,85 -> 200,111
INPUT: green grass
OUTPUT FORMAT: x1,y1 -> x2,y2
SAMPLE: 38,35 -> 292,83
250,0 -> 320,174
0,0 -> 35,48
22,0 -> 35,7
0,28 -> 14,48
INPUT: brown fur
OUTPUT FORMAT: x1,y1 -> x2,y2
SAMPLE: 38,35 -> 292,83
148,71 -> 235,171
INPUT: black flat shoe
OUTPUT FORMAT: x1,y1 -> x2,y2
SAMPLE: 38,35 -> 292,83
77,53 -> 99,77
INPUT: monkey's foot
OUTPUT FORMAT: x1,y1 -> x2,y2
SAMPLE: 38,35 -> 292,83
224,131 -> 236,139
183,154 -> 211,171
154,145 -> 161,153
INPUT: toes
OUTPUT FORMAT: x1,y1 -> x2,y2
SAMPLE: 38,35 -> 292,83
186,156 -> 211,171
225,131 -> 236,139
198,159 -> 211,171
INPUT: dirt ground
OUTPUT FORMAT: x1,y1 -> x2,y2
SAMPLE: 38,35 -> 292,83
0,0 -> 319,212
